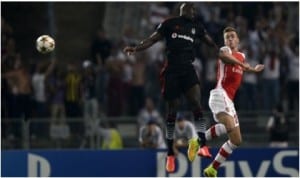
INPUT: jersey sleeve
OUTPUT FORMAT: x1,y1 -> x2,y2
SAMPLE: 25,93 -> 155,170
156,20 -> 168,36
220,46 -> 232,54
196,22 -> 207,40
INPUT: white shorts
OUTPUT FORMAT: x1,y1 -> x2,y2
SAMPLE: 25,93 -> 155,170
208,88 -> 239,127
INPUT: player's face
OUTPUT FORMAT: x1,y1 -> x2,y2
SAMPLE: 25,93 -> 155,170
182,4 -> 196,20
224,31 -> 239,49
187,6 -> 196,19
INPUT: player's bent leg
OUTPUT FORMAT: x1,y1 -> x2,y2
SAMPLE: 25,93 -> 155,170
217,112 -> 242,146
204,113 -> 241,177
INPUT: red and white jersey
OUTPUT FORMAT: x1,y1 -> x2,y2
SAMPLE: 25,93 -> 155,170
215,51 -> 245,100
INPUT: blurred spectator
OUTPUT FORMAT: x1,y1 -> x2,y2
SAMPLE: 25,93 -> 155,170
106,48 -> 125,117
95,57 -> 108,116
1,56 -> 15,141
194,2 -> 211,23
81,60 -> 99,148
30,58 -> 56,138
248,20 -> 266,59
1,55 -> 15,119
128,52 -> 147,116
282,38 -> 299,112
32,58 -> 56,117
2,38 -> 17,60
266,104 -> 289,148
149,2 -> 170,29
205,10 -> 223,45
3,55 -> 32,140
1,17 -> 14,58
98,122 -> 123,150
122,26 -> 139,46
1,16 -> 13,38
120,45 -> 134,115
65,62 -> 82,118
91,27 -> 112,65
145,37 -> 165,106
173,114 -> 197,155
48,67 -> 69,144
262,49 -> 281,110
139,119 -> 166,149
137,97 -> 164,130
240,47 -> 259,110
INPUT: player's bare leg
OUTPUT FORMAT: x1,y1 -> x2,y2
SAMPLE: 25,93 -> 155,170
203,112 -> 242,177
185,84 -> 211,161
165,99 -> 180,173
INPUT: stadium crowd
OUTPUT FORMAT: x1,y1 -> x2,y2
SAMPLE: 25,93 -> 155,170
1,2 -> 298,149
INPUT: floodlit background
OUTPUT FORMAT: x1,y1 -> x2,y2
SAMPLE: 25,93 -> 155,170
1,2 -> 299,177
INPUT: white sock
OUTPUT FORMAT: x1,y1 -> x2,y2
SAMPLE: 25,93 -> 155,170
205,123 -> 227,140
212,140 -> 238,169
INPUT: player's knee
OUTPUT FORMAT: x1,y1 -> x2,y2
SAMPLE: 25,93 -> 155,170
230,137 -> 242,146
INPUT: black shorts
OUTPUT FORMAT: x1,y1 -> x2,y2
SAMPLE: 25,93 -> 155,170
160,66 -> 200,101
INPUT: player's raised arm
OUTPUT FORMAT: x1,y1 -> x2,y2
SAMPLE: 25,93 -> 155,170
123,31 -> 163,55
218,47 -> 264,72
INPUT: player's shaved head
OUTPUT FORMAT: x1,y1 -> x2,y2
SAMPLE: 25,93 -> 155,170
179,2 -> 195,20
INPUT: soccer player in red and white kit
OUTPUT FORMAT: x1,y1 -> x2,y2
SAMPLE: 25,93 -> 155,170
201,27 -> 265,177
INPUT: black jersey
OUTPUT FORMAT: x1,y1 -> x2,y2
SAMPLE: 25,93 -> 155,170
156,16 -> 207,68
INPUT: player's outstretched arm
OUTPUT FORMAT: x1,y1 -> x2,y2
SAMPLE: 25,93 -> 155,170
244,64 -> 265,73
123,32 -> 163,55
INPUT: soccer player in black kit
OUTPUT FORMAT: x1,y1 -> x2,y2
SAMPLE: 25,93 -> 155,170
124,3 -> 218,172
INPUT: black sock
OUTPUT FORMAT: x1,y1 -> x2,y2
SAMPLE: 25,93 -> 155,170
167,138 -> 174,156
197,131 -> 206,147
193,107 -> 207,147
166,113 -> 176,156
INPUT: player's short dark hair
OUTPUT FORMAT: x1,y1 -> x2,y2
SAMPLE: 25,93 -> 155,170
223,26 -> 237,34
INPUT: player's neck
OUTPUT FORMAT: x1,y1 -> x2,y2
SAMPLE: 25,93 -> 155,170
180,15 -> 193,21
231,47 -> 239,52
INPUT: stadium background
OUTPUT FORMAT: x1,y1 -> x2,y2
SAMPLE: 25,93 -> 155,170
1,1 -> 299,177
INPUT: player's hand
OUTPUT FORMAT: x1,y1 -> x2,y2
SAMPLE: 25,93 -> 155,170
254,64 -> 264,72
242,62 -> 251,70
123,46 -> 136,56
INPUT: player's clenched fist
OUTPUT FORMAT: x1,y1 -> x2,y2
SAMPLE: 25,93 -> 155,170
254,64 -> 264,72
